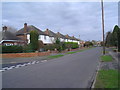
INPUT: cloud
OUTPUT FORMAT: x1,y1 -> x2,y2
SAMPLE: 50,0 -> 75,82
2,2 -> 118,41
2,19 -> 9,23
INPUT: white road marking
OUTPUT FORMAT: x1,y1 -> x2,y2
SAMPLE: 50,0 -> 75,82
2,60 -> 46,72
41,60 -> 47,62
0,70 -> 5,72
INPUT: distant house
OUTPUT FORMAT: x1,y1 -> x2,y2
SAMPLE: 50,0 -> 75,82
0,26 -> 25,46
71,36 -> 80,43
56,32 -> 67,42
44,29 -> 58,44
16,23 -> 49,45
65,34 -> 73,42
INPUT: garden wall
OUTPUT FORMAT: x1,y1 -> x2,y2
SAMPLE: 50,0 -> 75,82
1,47 -> 83,58
1,52 -> 50,58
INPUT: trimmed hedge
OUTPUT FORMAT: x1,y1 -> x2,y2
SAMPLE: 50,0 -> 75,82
22,44 -> 35,53
2,45 -> 23,53
44,42 -> 79,52
65,42 -> 79,49
44,44 -> 58,51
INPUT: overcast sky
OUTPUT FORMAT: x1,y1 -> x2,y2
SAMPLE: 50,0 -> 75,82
2,2 -> 118,41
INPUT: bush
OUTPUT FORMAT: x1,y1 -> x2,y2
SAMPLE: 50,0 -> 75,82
43,42 -> 79,52
44,44 -> 63,52
44,44 -> 57,51
2,45 -> 23,53
30,30 -> 39,51
71,43 -> 79,49
65,42 -> 79,49
22,44 -> 35,53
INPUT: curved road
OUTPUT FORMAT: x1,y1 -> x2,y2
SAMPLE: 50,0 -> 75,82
2,47 -> 102,88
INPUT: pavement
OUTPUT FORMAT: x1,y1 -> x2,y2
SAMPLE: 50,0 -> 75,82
2,47 -> 102,88
98,48 -> 119,70
107,48 -> 119,70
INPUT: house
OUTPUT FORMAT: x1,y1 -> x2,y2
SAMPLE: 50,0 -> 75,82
71,36 -> 80,44
16,23 -> 50,45
65,34 -> 73,42
0,26 -> 25,46
56,32 -> 67,42
44,29 -> 58,44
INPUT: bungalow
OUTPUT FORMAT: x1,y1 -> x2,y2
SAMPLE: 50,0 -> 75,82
0,26 -> 25,46
16,23 -> 50,45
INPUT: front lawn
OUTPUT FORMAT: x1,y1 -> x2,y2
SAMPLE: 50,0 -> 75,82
48,55 -> 64,59
101,55 -> 113,62
94,69 -> 119,88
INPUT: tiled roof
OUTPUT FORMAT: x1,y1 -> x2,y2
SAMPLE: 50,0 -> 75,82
56,32 -> 67,39
71,36 -> 80,41
16,25 -> 47,36
2,31 -> 21,40
65,34 -> 73,40
44,29 -> 57,37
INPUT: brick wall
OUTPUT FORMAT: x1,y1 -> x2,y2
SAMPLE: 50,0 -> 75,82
1,48 -> 84,58
1,52 -> 50,58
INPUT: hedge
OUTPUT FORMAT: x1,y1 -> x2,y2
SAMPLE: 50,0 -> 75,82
2,45 -> 23,53
44,42 -> 79,52
65,42 -> 79,49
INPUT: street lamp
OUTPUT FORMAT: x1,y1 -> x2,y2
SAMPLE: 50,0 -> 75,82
101,0 -> 105,55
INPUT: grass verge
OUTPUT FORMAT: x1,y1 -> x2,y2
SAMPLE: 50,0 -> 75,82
66,51 -> 76,54
94,69 -> 119,88
101,51 -> 108,54
100,55 -> 113,62
48,55 -> 64,59
66,47 -> 94,54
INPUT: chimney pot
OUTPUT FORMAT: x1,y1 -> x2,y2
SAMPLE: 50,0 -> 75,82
24,23 -> 27,26
46,28 -> 49,31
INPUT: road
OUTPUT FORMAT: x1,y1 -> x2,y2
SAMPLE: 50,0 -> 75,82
2,47 -> 102,88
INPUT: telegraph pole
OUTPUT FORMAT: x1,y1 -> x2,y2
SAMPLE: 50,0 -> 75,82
101,0 -> 105,55
79,35 -> 81,48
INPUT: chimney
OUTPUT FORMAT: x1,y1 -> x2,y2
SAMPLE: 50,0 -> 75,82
45,28 -> 49,35
24,23 -> 27,44
24,23 -> 27,33
57,32 -> 60,38
67,34 -> 69,37
2,26 -> 7,32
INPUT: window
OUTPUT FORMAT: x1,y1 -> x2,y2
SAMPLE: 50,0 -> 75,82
4,43 -> 13,46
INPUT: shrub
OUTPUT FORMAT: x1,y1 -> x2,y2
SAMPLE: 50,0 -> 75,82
44,44 -> 56,51
22,44 -> 35,53
43,42 -> 79,52
30,30 -> 39,51
38,40 -> 44,52
65,42 -> 79,49
61,42 -> 66,50
71,42 -> 79,49
2,45 -> 23,53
